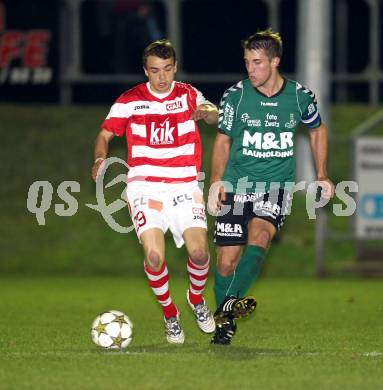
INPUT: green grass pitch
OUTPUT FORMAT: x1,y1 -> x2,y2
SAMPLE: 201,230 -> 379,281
1,276 -> 382,389
2,105 -> 383,389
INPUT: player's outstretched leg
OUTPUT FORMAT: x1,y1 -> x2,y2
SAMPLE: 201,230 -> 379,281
211,295 -> 257,345
144,261 -> 185,344
186,258 -> 215,333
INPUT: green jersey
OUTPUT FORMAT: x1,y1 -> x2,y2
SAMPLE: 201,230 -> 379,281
218,78 -> 321,192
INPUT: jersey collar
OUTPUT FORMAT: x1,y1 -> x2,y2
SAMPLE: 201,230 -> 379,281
146,81 -> 175,100
252,77 -> 287,99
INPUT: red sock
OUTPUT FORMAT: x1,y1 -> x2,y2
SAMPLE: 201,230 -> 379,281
144,261 -> 178,319
187,258 -> 209,305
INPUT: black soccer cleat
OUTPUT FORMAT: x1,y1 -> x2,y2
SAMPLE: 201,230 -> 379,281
210,316 -> 237,345
214,295 -> 257,321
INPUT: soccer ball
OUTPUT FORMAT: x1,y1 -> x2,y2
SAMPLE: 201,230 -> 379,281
91,310 -> 133,349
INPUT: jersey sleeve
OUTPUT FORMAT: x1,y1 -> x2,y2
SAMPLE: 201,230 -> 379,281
218,91 -> 236,137
100,94 -> 133,136
296,84 -> 322,129
193,86 -> 212,106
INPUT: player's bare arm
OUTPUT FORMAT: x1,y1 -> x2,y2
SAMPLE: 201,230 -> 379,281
309,122 -> 335,199
91,129 -> 115,181
190,103 -> 218,124
208,133 -> 231,213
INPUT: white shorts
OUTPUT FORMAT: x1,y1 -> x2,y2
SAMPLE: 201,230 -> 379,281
126,182 -> 207,248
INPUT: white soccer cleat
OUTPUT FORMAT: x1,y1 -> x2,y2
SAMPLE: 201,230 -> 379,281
164,315 -> 185,344
187,292 -> 216,333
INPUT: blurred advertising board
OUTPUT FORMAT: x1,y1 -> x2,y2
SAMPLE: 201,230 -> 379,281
355,137 -> 383,239
0,0 -> 58,102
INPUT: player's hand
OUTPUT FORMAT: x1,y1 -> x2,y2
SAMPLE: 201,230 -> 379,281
208,182 -> 226,215
317,177 -> 335,199
190,109 -> 209,122
91,158 -> 105,182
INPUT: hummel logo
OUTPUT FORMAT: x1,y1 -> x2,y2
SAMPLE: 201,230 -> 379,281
261,101 -> 278,106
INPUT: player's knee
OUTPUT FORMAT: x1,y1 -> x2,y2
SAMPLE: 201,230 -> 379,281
189,248 -> 209,266
253,230 -> 271,249
145,251 -> 163,272
217,258 -> 236,276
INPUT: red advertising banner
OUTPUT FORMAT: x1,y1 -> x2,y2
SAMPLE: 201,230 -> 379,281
0,0 -> 58,101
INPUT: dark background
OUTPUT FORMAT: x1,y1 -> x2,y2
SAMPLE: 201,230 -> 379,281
0,0 -> 381,103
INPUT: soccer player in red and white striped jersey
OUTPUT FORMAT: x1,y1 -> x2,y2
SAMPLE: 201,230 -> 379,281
91,39 -> 218,344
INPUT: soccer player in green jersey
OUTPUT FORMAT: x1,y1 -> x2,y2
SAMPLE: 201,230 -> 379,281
208,28 -> 335,344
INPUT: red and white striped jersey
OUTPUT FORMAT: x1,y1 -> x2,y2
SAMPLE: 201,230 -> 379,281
101,81 -> 210,184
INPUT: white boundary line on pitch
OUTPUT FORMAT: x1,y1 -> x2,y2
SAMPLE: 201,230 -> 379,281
3,351 -> 383,357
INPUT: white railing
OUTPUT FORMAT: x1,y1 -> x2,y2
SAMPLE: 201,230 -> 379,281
59,0 -> 383,105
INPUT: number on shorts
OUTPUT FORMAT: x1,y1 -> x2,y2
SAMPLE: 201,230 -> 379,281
134,211 -> 146,228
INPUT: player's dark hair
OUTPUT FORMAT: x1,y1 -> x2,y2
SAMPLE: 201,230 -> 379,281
242,28 -> 283,59
142,39 -> 176,67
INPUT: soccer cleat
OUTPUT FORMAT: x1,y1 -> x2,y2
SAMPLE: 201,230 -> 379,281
186,292 -> 215,333
210,316 -> 237,345
215,295 -> 257,321
164,315 -> 185,344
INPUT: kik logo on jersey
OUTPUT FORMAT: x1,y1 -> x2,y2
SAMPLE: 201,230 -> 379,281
147,116 -> 178,146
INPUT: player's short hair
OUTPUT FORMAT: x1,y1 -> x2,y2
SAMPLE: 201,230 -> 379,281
242,28 -> 283,59
142,39 -> 176,67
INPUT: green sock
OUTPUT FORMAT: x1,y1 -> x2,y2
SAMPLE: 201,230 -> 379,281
226,245 -> 266,298
214,269 -> 234,307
